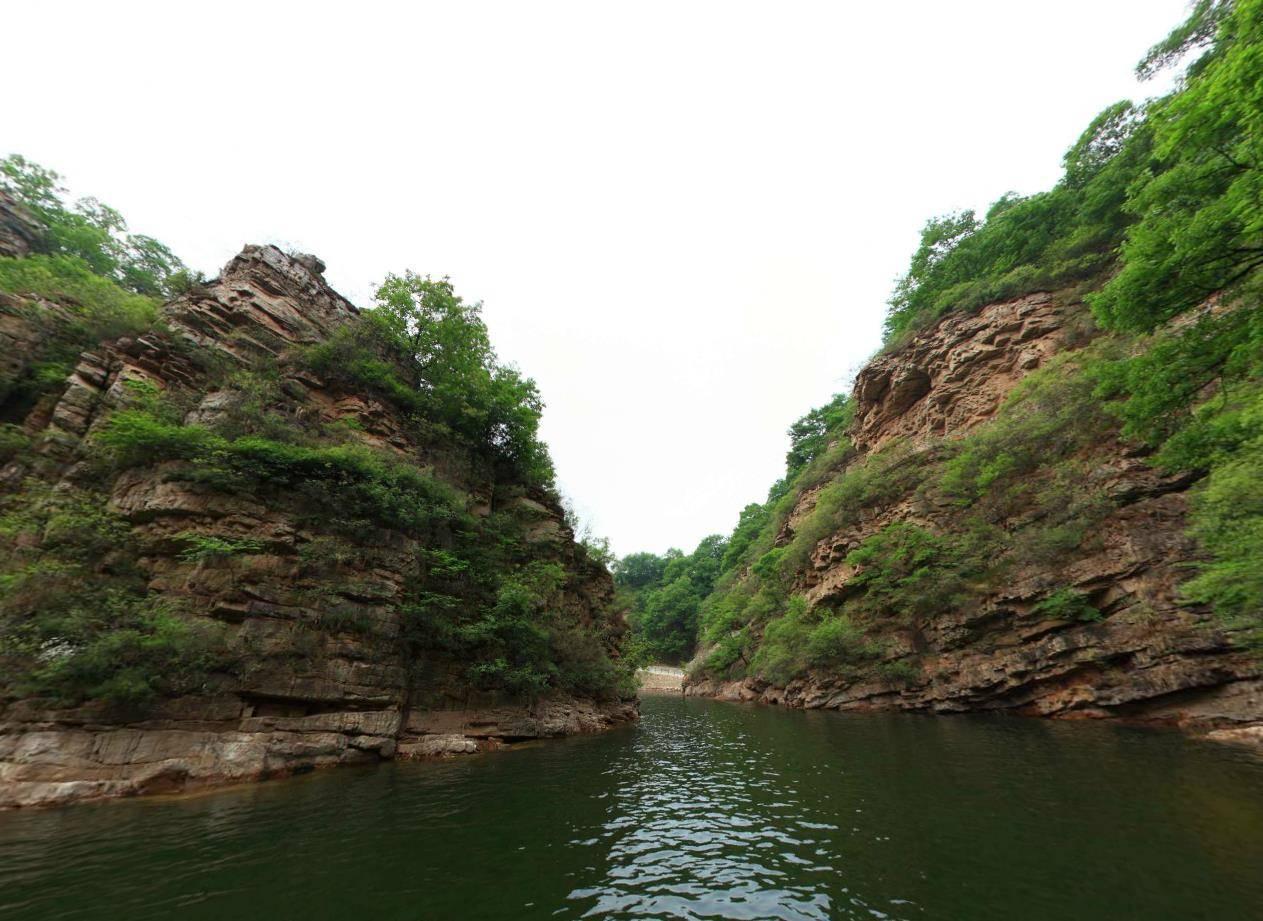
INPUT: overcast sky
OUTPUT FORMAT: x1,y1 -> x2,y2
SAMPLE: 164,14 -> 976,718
4,1 -> 1188,556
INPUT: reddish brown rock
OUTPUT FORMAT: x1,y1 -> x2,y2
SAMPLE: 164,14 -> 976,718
851,292 -> 1066,453
689,292 -> 1262,744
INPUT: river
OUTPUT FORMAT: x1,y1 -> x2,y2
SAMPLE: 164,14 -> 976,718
2,696 -> 1262,920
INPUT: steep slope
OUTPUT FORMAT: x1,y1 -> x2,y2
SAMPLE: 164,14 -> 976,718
0,211 -> 634,808
679,0 -> 1263,744
686,292 -> 1261,741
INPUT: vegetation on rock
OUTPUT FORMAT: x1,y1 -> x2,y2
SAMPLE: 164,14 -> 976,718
0,160 -> 631,712
616,0 -> 1263,690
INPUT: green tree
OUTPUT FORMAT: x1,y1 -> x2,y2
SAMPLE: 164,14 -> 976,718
786,393 -> 852,475
311,271 -> 555,484
885,211 -> 980,339
613,551 -> 669,590
1,154 -> 187,297
637,577 -> 702,662
1091,0 -> 1263,330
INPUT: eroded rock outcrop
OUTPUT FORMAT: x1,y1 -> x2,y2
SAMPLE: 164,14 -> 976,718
689,293 -> 1263,741
850,292 -> 1067,453
0,246 -> 636,809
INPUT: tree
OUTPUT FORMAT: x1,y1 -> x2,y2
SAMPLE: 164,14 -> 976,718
885,211 -> 980,339
1090,0 -> 1263,330
786,393 -> 851,474
0,154 -> 187,297
367,272 -> 553,483
617,535 -> 728,662
613,552 -> 669,590
1136,0 -> 1235,81
636,577 -> 702,663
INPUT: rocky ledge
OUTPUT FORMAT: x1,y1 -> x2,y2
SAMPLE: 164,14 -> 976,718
0,696 -> 637,809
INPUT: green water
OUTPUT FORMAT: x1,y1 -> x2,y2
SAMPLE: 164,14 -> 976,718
2,696 -> 1262,921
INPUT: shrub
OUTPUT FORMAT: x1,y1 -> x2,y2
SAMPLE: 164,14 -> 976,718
0,486 -> 235,707
550,624 -> 625,698
1,154 -> 186,298
1180,423 -> 1263,623
806,612 -> 873,667
877,659 -> 922,685
778,442 -> 926,578
0,424 -> 29,463
303,272 -> 555,486
97,409 -> 465,535
844,522 -> 969,624
0,255 -> 158,337
1031,588 -> 1103,623
751,597 -> 814,685
176,533 -> 264,563
751,597 -> 877,685
26,602 -> 231,707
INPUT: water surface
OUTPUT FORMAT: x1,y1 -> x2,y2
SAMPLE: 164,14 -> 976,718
2,696 -> 1262,920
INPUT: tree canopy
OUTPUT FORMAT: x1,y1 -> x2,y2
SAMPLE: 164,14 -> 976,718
1,154 -> 189,298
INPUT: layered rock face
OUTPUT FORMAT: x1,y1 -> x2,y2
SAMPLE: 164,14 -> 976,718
0,246 -> 635,809
689,294 -> 1262,743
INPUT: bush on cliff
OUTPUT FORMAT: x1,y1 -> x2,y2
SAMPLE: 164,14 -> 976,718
0,155 -> 186,414
0,485 -> 233,706
751,597 -> 877,685
98,408 -> 466,535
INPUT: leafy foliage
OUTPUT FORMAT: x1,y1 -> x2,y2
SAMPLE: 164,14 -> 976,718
1,155 -> 188,298
615,535 -> 728,663
1032,588 -> 1103,624
0,156 -> 187,413
786,394 -> 852,476
305,272 -> 553,485
751,596 -> 877,685
0,486 -> 233,706
1180,405 -> 1263,623
98,408 -> 465,534
1091,1 -> 1263,330
882,97 -> 1150,344
842,523 -> 969,624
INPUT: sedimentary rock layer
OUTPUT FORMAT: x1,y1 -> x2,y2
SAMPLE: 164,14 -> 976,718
0,243 -> 635,809
688,293 -> 1262,741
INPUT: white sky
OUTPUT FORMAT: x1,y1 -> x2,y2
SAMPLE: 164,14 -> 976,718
4,0 -> 1188,557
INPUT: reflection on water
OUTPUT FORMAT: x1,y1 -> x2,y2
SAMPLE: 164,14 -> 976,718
2,697 -> 1262,920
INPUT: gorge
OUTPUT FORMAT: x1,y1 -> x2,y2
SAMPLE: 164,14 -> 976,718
2,1 -> 1263,917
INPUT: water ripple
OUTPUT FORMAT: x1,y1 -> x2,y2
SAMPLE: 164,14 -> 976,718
1,697 -> 1262,920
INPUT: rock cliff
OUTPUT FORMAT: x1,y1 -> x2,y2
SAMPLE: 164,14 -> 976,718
0,236 -> 635,809
688,292 -> 1262,745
